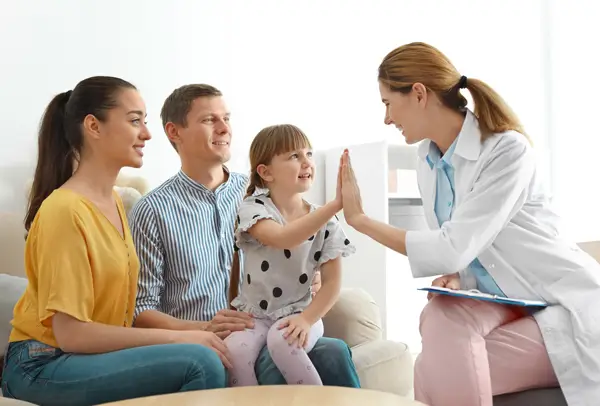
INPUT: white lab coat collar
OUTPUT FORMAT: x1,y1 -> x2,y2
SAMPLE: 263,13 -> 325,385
417,109 -> 482,163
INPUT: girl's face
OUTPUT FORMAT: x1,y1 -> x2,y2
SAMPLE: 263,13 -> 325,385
258,147 -> 315,195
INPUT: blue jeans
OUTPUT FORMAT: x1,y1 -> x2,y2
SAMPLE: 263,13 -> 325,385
1,340 -> 227,405
255,337 -> 361,387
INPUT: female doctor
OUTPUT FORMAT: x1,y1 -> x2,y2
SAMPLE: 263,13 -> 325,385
338,42 -> 600,406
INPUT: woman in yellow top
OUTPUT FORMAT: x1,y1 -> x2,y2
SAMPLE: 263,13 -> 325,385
1,76 -> 233,405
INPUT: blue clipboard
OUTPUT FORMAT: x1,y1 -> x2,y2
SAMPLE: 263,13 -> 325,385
418,286 -> 548,308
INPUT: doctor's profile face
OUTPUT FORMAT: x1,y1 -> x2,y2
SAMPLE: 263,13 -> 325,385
379,81 -> 433,144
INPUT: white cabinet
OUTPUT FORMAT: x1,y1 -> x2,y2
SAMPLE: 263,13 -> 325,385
322,140 -> 435,352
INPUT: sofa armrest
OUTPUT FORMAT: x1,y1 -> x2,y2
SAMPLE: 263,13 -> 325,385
1,274 -> 28,386
578,240 -> 600,262
351,339 -> 414,397
322,288 -> 383,348
0,213 -> 26,278
0,399 -> 38,405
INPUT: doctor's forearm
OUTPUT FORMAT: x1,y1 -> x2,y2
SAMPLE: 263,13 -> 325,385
351,215 -> 407,255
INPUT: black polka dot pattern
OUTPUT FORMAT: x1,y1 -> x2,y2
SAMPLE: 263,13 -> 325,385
308,235 -> 315,241
299,273 -> 308,284
344,239 -> 350,245
324,230 -> 330,239
273,287 -> 282,297
247,273 -> 251,284
252,214 -> 260,219
261,261 -> 269,272
260,300 -> 268,310
314,251 -> 322,262
284,249 -> 291,259
255,199 -> 265,205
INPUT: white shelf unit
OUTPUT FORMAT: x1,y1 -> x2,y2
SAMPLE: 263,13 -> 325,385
323,140 -> 434,352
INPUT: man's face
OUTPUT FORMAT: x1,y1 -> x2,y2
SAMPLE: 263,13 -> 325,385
172,96 -> 232,163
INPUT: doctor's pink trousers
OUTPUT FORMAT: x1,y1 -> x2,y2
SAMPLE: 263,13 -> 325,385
414,296 -> 559,406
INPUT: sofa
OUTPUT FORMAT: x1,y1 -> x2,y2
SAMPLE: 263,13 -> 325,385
0,176 -> 415,404
3,174 -> 599,406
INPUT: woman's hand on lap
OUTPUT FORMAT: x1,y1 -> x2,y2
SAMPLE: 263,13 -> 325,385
175,330 -> 233,369
428,272 -> 461,300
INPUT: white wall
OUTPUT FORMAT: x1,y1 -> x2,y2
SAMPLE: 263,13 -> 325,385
0,0 -> 548,214
546,0 -> 600,243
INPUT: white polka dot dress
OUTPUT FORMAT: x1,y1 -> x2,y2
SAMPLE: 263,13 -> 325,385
231,193 -> 356,320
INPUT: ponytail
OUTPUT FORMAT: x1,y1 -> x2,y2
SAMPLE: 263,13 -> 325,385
228,173 -> 261,307
25,91 -> 75,231
378,42 -> 531,145
24,76 -> 137,232
464,78 -> 532,144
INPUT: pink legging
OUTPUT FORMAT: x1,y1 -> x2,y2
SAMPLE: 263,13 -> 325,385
225,315 -> 324,386
415,296 -> 559,406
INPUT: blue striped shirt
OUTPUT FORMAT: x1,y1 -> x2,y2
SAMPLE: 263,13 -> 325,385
128,169 -> 248,321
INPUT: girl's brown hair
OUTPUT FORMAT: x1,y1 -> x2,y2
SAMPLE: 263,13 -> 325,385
378,42 -> 530,144
228,124 -> 313,306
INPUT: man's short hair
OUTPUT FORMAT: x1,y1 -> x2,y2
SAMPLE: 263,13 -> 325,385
160,84 -> 223,150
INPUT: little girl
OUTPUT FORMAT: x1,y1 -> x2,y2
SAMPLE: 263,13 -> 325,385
226,124 -> 355,386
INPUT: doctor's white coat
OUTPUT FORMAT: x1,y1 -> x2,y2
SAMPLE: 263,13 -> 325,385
406,110 -> 600,405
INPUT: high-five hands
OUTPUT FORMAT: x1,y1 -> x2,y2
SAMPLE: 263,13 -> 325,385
338,149 -> 365,227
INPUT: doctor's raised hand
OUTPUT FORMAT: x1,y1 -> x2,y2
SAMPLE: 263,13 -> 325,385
340,149 -> 365,226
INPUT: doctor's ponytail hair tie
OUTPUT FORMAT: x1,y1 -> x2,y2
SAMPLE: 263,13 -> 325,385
440,75 -> 469,110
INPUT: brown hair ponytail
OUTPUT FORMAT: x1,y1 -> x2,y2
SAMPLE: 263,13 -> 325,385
462,78 -> 529,143
25,76 -> 136,231
378,42 -> 531,144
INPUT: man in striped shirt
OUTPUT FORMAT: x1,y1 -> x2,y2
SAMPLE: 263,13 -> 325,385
128,84 -> 360,387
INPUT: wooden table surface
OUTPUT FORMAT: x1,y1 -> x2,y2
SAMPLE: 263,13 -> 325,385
103,385 -> 426,406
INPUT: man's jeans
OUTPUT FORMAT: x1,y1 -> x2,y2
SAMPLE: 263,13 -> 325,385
1,340 -> 227,405
255,336 -> 361,387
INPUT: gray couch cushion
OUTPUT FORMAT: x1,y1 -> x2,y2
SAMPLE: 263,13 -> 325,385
1,274 -> 27,356
494,387 -> 566,406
